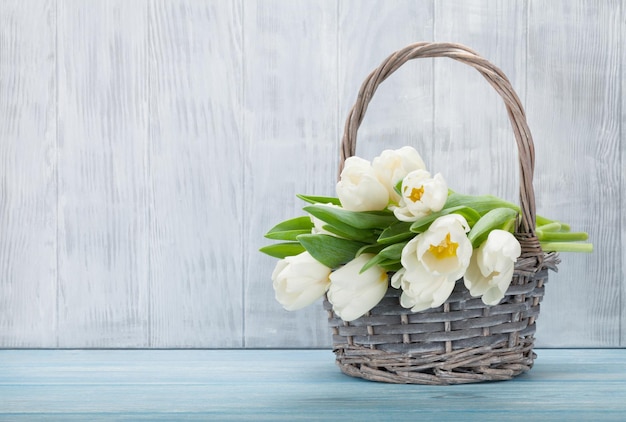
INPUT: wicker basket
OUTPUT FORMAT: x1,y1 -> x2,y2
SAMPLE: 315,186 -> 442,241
325,42 -> 560,385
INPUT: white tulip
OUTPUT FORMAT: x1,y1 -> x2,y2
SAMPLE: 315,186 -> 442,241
392,169 -> 448,222
410,214 -> 472,278
372,146 -> 427,202
464,230 -> 521,306
391,267 -> 456,312
327,254 -> 388,321
272,251 -> 331,311
336,156 -> 389,211
396,214 -> 472,311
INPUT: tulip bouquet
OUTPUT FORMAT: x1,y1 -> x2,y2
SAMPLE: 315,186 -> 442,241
261,146 -> 592,322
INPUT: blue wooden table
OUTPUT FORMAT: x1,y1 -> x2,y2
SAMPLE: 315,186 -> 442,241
0,349 -> 624,421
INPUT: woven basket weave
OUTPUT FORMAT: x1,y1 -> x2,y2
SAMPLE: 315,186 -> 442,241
326,42 -> 559,385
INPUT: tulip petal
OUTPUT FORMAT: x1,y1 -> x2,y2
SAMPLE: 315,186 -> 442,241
337,157 -> 390,212
271,252 -> 331,311
463,230 -> 521,306
328,254 -> 388,322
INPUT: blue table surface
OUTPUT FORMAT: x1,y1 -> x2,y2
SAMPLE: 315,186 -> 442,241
0,349 -> 625,421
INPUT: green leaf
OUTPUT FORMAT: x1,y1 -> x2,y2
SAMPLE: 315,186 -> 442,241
380,261 -> 402,272
303,204 -> 397,230
409,206 -> 482,233
356,243 -> 387,256
444,193 -> 519,215
296,194 -> 341,206
264,229 -> 312,241
265,216 -> 313,238
379,242 -> 407,260
320,223 -> 379,243
296,234 -> 366,269
361,257 -> 402,274
394,179 -> 403,197
467,208 -> 518,248
377,221 -> 415,245
359,253 -> 387,273
444,192 -> 575,233
259,242 -> 305,259
360,243 -> 407,273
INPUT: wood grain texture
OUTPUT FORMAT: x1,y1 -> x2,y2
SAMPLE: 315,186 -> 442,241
56,1 -> 150,347
528,0 -> 621,346
0,0 -> 57,347
243,0 -> 338,347
323,1 -> 435,349
147,0 -> 244,347
338,0 -> 434,163
0,0 -> 623,349
432,0 -> 525,204
622,0 -> 625,348
1,349 -> 626,420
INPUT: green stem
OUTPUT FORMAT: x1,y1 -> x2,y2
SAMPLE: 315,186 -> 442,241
540,242 -> 593,253
558,222 -> 571,232
536,222 -> 562,232
535,215 -> 553,227
536,216 -> 570,232
537,231 -> 589,242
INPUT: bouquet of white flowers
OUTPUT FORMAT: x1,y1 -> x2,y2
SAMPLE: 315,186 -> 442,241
260,42 -> 592,385
261,145 -> 591,320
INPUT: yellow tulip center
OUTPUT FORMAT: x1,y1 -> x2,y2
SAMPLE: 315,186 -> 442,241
408,186 -> 425,202
428,233 -> 458,260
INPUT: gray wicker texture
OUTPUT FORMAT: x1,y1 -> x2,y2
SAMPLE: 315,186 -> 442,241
330,42 -> 559,385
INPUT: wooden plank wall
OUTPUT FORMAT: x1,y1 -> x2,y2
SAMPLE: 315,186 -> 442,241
0,0 -> 623,348
0,0 -> 57,347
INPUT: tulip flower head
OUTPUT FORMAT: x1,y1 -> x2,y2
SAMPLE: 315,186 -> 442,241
336,157 -> 389,212
372,146 -> 427,203
393,169 -> 448,222
396,214 -> 472,311
272,252 -> 331,311
327,254 -> 388,321
464,230 -> 522,305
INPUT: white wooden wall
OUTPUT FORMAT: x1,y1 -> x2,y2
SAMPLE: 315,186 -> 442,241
0,0 -> 623,348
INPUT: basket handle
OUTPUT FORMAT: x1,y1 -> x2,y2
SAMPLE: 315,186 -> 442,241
340,42 -> 537,235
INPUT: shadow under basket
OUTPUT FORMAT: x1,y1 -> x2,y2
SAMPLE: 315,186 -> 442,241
324,253 -> 559,385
